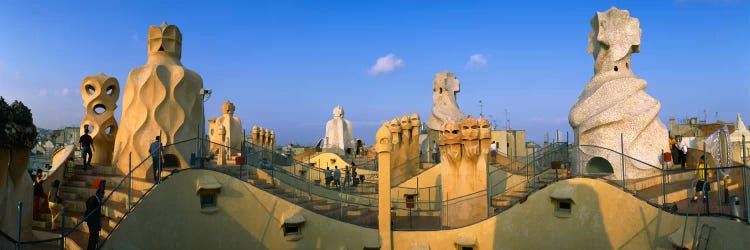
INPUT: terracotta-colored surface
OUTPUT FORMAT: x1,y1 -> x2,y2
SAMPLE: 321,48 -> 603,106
80,73 -> 119,165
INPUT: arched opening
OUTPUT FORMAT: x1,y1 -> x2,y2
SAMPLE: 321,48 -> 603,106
93,104 -> 107,115
85,84 -> 96,95
104,125 -> 115,135
586,157 -> 613,175
106,85 -> 116,96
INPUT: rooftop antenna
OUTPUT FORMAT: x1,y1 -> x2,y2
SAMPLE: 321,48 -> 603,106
505,109 -> 511,130
488,115 -> 498,130
478,100 -> 484,117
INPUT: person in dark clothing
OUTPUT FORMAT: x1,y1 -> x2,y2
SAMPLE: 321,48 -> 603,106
149,136 -> 164,184
48,180 -> 63,230
85,180 -> 105,250
33,169 -> 46,220
79,128 -> 95,170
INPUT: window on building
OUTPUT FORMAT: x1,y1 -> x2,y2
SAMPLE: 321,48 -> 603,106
200,193 -> 216,209
553,198 -> 573,218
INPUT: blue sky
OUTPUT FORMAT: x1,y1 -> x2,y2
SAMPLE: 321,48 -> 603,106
1,0 -> 748,145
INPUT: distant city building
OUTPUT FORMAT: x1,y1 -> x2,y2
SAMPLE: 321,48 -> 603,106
50,126 -> 80,146
669,117 -> 734,138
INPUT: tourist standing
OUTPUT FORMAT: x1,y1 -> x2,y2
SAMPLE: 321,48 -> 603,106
693,156 -> 712,202
85,180 -> 105,250
675,136 -> 688,169
352,169 -> 359,187
333,166 -> 341,188
48,180 -> 63,230
350,161 -> 357,176
149,136 -> 164,184
33,169 -> 45,220
79,128 -> 94,170
324,167 -> 333,188
490,140 -> 498,163
344,169 -> 351,188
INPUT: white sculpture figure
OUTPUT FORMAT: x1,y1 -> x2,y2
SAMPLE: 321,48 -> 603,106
426,71 -> 465,130
569,7 -> 668,179
208,101 -> 243,157
112,21 -> 203,177
323,105 -> 355,155
80,73 -> 119,165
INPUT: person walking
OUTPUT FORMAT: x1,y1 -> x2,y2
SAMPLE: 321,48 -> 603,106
85,180 -> 105,250
149,136 -> 164,184
48,180 -> 63,230
33,169 -> 46,220
79,128 -> 94,170
693,156 -> 712,202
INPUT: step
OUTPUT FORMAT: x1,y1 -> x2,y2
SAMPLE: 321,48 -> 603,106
33,219 -> 113,241
62,200 -> 87,213
101,202 -> 127,220
67,180 -> 88,188
492,199 -> 512,208
345,206 -> 369,216
59,186 -> 144,207
69,174 -> 155,192
74,165 -> 117,176
60,192 -> 79,201
312,201 -> 339,211
32,219 -> 49,229
505,190 -> 529,198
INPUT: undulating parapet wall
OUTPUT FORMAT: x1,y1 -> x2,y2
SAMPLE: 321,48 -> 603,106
392,177 -> 750,249
80,73 -> 119,165
103,170 -> 379,249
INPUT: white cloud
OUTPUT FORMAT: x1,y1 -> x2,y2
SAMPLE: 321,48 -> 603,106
466,54 -> 488,69
368,53 -> 404,76
61,88 -> 71,96
37,88 -> 48,97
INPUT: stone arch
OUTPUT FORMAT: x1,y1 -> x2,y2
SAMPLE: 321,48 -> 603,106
586,157 -> 614,175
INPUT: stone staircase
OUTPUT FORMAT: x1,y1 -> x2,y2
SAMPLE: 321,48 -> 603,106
490,169 -> 561,213
31,162 -> 164,250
